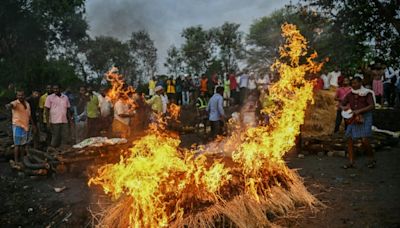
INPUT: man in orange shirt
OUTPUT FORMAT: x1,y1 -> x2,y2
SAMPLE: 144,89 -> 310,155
200,74 -> 208,96
6,90 -> 35,163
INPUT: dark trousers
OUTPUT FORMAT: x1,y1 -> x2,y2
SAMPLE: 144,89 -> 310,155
40,122 -> 52,145
51,123 -> 68,148
239,87 -> 248,105
176,92 -> 182,105
384,83 -> 395,106
334,109 -> 348,133
231,89 -> 239,105
99,116 -> 112,133
210,120 -> 224,138
87,117 -> 99,138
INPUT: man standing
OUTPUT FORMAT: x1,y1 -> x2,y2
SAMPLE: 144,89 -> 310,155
182,76 -> 191,105
6,90 -> 33,163
328,67 -> 341,87
229,72 -> 239,104
383,65 -> 396,106
239,71 -> 249,105
200,74 -> 208,97
148,77 -> 156,96
112,93 -> 134,138
45,85 -> 72,148
97,88 -> 113,134
39,84 -> 52,144
146,86 -> 163,114
223,73 -> 230,107
320,70 -> 331,90
341,77 -> 375,169
207,86 -> 225,138
196,91 -> 208,132
86,86 -> 100,137
26,90 -> 40,148
74,86 -> 88,143
333,77 -> 351,134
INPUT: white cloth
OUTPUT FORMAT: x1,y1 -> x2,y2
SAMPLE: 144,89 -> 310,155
257,74 -> 270,89
248,79 -> 257,90
328,71 -> 341,87
97,94 -> 113,117
384,67 -> 395,84
321,74 -> 330,89
161,94 -> 168,114
351,86 -> 376,105
114,100 -> 130,125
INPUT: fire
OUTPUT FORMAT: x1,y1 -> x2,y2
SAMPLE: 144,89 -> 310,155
89,23 -> 322,227
167,103 -> 181,122
105,66 -> 137,112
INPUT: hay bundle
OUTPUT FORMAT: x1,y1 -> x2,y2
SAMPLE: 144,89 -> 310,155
302,89 -> 337,137
92,167 -> 320,228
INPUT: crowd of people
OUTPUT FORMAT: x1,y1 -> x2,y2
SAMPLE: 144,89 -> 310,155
4,64 -> 399,168
4,70 -> 272,164
316,64 -> 400,169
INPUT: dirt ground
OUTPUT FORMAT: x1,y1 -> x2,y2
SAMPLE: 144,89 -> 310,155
0,130 -> 399,227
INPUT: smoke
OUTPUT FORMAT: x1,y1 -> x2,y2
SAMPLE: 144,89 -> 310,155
85,0 -> 291,73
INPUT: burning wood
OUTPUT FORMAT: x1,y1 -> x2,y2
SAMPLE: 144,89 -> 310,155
88,23 -> 323,227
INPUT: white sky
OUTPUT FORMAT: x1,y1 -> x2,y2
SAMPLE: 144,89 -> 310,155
85,0 -> 292,73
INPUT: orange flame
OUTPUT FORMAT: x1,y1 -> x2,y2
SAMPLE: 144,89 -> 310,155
105,66 -> 137,112
89,23 -> 322,227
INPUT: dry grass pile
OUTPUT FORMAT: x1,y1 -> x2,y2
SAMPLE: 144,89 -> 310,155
302,89 -> 337,137
92,167 -> 321,228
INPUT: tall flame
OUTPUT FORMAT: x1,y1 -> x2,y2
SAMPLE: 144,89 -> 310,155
89,23 -> 322,227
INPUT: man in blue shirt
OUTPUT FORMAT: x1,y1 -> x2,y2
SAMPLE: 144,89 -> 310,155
207,86 -> 225,138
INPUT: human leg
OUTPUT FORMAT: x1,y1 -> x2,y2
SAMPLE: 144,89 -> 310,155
343,137 -> 355,168
334,109 -> 342,133
50,124 -> 61,148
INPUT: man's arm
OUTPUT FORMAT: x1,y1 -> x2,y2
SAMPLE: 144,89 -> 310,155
218,96 -> 225,120
45,107 -> 50,126
5,101 -> 15,110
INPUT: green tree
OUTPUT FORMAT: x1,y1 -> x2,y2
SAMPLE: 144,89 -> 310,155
247,5 -> 366,70
128,30 -> 157,84
181,26 -> 215,73
211,22 -> 245,73
85,36 -> 133,85
0,0 -> 87,90
303,0 -> 400,65
164,45 -> 184,77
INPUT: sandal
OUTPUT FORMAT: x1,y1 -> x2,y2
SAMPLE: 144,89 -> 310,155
342,163 -> 355,169
367,160 -> 376,169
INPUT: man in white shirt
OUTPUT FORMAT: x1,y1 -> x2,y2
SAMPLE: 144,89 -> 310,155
112,93 -> 134,138
97,88 -> 113,133
320,71 -> 331,90
383,66 -> 396,106
328,67 -> 341,87
161,92 -> 168,114
256,73 -> 270,91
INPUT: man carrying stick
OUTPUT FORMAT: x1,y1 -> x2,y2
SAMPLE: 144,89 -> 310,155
341,76 -> 375,169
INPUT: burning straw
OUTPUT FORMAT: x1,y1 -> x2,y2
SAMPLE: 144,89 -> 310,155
89,23 -> 323,227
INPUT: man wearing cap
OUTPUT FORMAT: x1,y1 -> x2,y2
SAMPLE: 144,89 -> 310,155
146,86 -> 163,114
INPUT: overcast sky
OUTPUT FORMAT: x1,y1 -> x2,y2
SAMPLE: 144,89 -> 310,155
85,0 -> 292,73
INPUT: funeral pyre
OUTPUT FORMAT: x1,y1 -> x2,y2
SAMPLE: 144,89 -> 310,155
86,24 -> 323,227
